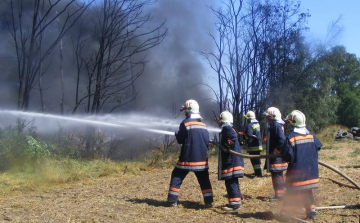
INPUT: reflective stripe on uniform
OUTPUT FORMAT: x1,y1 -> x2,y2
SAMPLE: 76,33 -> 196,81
221,166 -> 244,174
289,179 -> 319,190
253,164 -> 262,169
247,146 -> 263,152
292,178 -> 319,187
275,189 -> 285,196
168,187 -> 180,196
252,124 -> 260,129
221,166 -> 244,178
229,197 -> 241,205
168,191 -> 178,196
184,121 -> 207,130
177,161 -> 208,166
176,161 -> 208,170
184,122 -> 206,127
269,163 -> 288,171
175,164 -> 208,170
202,189 -> 213,197
289,135 -> 314,147
185,125 -> 207,130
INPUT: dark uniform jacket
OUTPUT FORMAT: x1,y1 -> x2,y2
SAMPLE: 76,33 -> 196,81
267,120 -> 288,172
245,119 -> 263,152
175,115 -> 209,171
282,128 -> 322,191
220,124 -> 244,180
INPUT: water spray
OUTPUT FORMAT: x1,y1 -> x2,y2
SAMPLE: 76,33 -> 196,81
0,110 -> 220,136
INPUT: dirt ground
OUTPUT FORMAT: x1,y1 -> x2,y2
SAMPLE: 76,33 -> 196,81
0,143 -> 359,222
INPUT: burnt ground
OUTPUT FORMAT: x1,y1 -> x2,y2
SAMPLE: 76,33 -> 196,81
0,144 -> 359,223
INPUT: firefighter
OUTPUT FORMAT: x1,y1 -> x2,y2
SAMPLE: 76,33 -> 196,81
217,111 -> 244,211
281,110 -> 322,220
263,107 -> 287,202
239,110 -> 263,177
167,99 -> 213,208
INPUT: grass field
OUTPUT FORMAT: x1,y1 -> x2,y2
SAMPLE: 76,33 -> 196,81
0,127 -> 359,222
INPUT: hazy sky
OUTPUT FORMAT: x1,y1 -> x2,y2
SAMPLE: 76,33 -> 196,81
300,0 -> 360,57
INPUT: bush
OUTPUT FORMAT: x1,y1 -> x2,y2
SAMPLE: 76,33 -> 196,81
25,136 -> 51,159
0,127 -> 52,170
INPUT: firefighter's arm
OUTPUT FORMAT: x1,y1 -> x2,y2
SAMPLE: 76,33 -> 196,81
245,124 -> 253,138
175,122 -> 186,144
274,124 -> 285,154
281,138 -> 293,163
314,136 -> 322,151
225,128 -> 238,150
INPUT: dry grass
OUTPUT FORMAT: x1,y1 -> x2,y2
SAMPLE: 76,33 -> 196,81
0,158 -> 151,197
0,126 -> 359,222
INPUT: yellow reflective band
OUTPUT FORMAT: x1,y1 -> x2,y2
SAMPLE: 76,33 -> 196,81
252,124 -> 260,129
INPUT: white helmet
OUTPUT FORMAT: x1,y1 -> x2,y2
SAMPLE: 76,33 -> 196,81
286,110 -> 306,127
220,111 -> 233,123
264,107 -> 282,121
180,99 -> 200,114
244,110 -> 256,119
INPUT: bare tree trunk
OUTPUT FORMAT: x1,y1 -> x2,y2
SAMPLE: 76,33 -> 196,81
59,38 -> 64,115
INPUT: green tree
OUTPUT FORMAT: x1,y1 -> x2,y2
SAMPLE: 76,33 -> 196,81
299,46 -> 360,130
328,46 -> 360,127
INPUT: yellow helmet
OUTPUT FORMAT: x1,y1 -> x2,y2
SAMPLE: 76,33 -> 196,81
244,111 -> 256,119
220,111 -> 233,123
286,110 -> 306,127
264,107 -> 282,121
180,99 -> 200,114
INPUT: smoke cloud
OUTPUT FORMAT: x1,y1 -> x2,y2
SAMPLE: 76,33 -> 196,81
131,0 -> 219,122
0,1 -> 221,159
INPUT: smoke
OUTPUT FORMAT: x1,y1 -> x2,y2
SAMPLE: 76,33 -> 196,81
0,1 -> 221,159
131,0 -> 219,122
0,0 -> 219,119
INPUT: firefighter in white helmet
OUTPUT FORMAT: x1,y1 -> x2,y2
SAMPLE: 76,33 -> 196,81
216,111 -> 244,211
263,107 -> 287,202
280,110 -> 322,220
239,110 -> 263,176
167,99 -> 213,208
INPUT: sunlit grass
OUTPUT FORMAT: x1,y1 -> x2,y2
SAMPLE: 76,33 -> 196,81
0,157 -> 150,196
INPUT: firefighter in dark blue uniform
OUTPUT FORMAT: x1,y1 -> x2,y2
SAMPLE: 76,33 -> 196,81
239,110 -> 263,177
281,110 -> 322,220
263,107 -> 287,202
167,99 -> 213,208
217,111 -> 244,211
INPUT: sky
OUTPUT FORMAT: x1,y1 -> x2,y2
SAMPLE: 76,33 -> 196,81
300,0 -> 360,57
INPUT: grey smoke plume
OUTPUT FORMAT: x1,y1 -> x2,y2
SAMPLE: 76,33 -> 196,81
0,0 -> 219,120
0,0 -> 222,160
130,0 -> 219,121
0,0 -> 221,128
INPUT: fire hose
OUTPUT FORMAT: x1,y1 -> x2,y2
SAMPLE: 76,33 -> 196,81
227,149 -> 360,190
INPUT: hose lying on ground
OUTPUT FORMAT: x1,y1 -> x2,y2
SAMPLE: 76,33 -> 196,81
317,161 -> 360,189
315,204 -> 360,210
227,150 -> 360,190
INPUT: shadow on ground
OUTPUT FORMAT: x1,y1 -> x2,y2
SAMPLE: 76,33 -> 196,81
212,210 -> 276,221
126,198 -> 169,207
126,198 -> 204,210
256,196 -> 270,201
